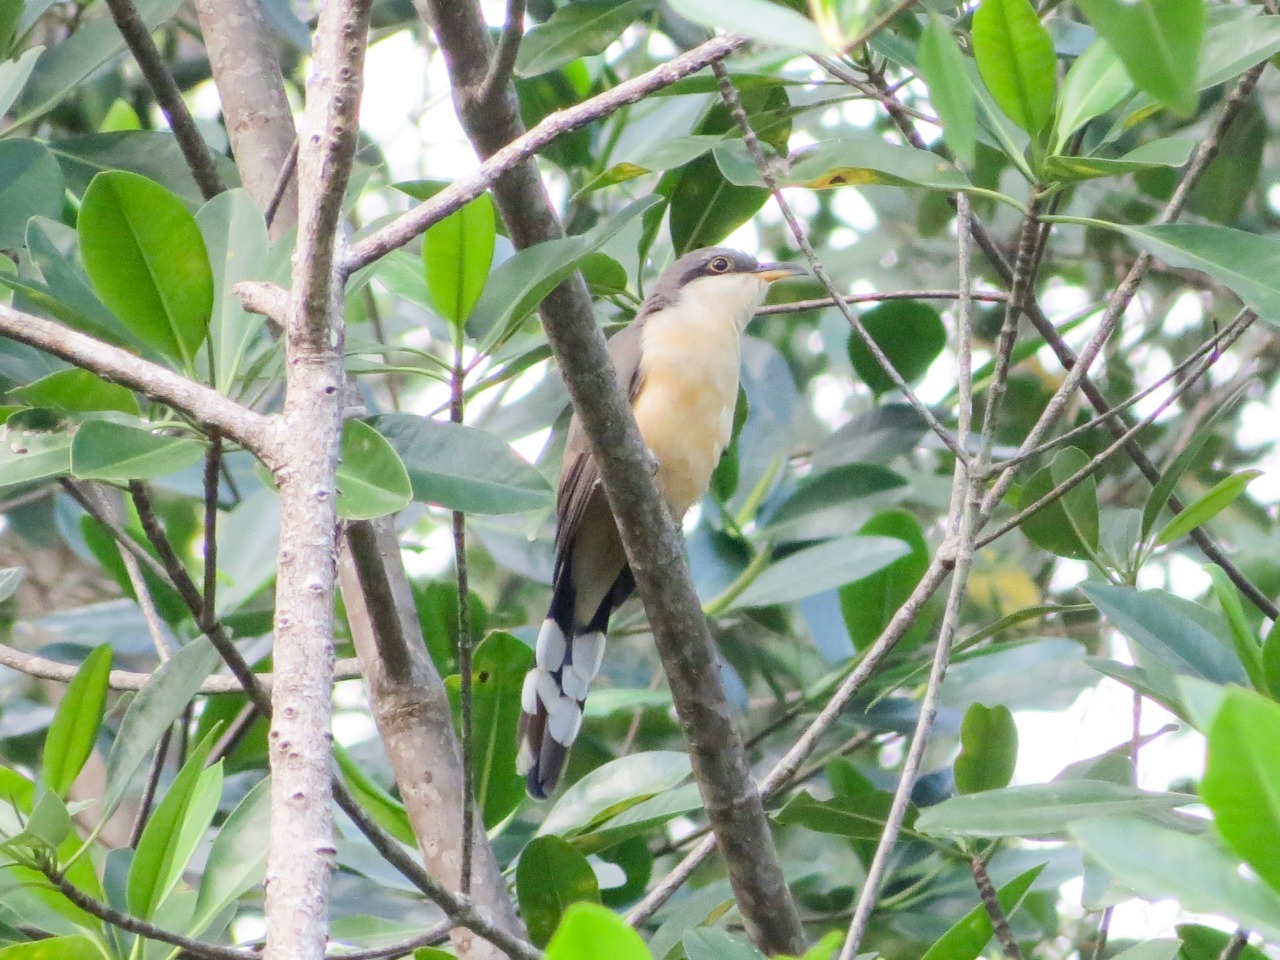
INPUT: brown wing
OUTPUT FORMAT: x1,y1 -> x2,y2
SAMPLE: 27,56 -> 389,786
552,318 -> 649,569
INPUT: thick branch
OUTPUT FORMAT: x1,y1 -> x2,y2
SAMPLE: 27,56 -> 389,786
423,3 -> 803,953
194,0 -> 299,236
0,304 -> 270,455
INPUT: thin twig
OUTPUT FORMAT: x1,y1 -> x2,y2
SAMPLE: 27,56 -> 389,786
970,854 -> 1023,959
59,479 -> 175,587
478,0 -> 526,106
1217,929 -> 1250,960
265,140 -> 299,232
328,921 -> 451,960
45,864 -> 254,960
450,352 -> 476,896
128,725 -> 173,848
202,432 -> 221,624
101,0 -> 226,200
711,59 -> 967,463
756,289 -> 1007,315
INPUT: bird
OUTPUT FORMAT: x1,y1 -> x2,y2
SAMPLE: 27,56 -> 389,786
516,246 -> 806,799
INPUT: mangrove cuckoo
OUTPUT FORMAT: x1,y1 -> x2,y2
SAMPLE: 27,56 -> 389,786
517,246 -> 805,798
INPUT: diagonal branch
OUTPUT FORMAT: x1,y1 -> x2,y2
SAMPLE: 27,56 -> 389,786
0,304 -> 271,455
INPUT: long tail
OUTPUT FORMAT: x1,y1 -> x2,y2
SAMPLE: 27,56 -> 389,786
517,568 -> 633,798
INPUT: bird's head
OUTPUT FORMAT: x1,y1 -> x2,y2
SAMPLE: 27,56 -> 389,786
652,247 -> 806,330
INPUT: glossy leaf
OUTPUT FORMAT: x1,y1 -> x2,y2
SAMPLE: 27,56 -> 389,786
847,299 -> 947,395
774,787 -> 905,840
70,419 -> 205,483
768,464 -> 907,528
543,902 -> 650,960
516,0 -> 648,77
1195,13 -> 1280,92
1048,447 -> 1099,553
517,835 -> 601,947
1264,618 -> 1280,700
920,864 -> 1044,960
196,188 -> 274,395
78,171 -> 213,370
1083,583 -> 1245,683
334,742 -> 415,845
539,751 -> 690,839
1072,817 -> 1280,942
716,138 -> 971,193
128,730 -> 221,919
41,644 -> 110,797
916,781 -> 1192,839
468,197 -> 658,346
0,139 -> 63,250
53,131 -> 240,210
1054,38 -> 1133,150
1075,0 -> 1205,116
917,14 -> 977,169
728,535 -> 910,610
191,776 -> 269,937
665,0 -> 824,53
1206,566 -> 1266,692
972,0 -> 1057,135
445,631 -> 532,829
0,46 -> 42,121
570,783 -> 702,855
1045,137 -> 1194,182
838,509 -> 931,652
1200,687 -> 1280,894
12,368 -> 139,416
336,419 -> 412,521
1155,468 -> 1260,545
371,414 -> 551,514
0,424 -> 70,488
954,703 -> 1018,795
684,928 -> 765,960
102,637 -> 221,818
423,192 -> 495,327
1017,465 -> 1090,560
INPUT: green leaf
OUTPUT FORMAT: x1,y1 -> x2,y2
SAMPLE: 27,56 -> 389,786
41,644 -> 111,797
423,192 -> 495,327
1048,447 -> 1099,553
334,742 -> 415,845
920,864 -> 1044,960
838,509 -> 932,653
103,637 -> 221,818
1044,136 -> 1195,182
445,631 -> 532,829
728,535 -> 910,610
539,751 -> 690,839
1072,817 -> 1280,942
0,935 -> 103,959
1206,566 -> 1266,692
128,729 -> 221,920
370,414 -> 551,514
664,0 -> 824,53
571,784 -> 703,856
0,567 -> 22,604
1195,13 -> 1280,92
847,299 -> 947,395
516,0 -> 649,77
1018,464 -> 1092,560
716,138 -> 971,193
917,14 -> 977,169
517,835 -> 601,948
196,188 -> 274,395
954,703 -> 1018,795
1155,469 -> 1260,546
191,776 -> 269,937
543,902 -> 650,960
78,171 -> 213,371
0,423 -> 70,488
684,928 -> 765,960
578,135 -> 724,194
0,47 -> 42,121
774,787 -> 905,840
468,197 -> 658,346
971,0 -> 1058,135
0,139 -> 63,250
70,419 -> 205,483
916,781 -> 1193,839
1200,687 -> 1280,895
1075,0 -> 1205,116
1083,583 -> 1244,684
11,369 -> 139,416
336,419 -> 412,521
1054,38 -> 1134,150
53,131 -> 240,211
1264,618 -> 1280,700
768,464 -> 908,529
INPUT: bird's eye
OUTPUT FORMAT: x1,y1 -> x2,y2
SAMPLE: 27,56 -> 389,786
708,256 -> 731,273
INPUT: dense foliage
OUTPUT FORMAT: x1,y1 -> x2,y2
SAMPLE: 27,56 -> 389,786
0,0 -> 1279,958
